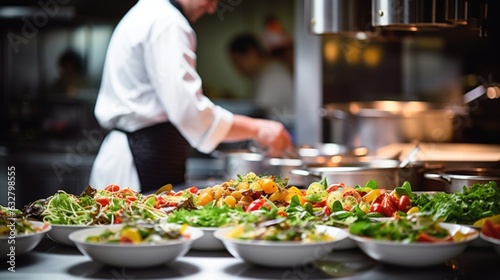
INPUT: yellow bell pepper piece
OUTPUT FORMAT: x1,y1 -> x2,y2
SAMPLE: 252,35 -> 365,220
362,189 -> 381,203
473,214 -> 500,227
121,228 -> 142,243
406,206 -> 419,215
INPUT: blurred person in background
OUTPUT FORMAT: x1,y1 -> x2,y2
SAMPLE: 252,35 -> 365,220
260,16 -> 294,73
229,33 -> 294,133
89,0 -> 293,193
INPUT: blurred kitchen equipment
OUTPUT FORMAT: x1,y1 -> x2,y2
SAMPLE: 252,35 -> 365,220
399,144 -> 420,168
424,168 -> 500,192
372,0 -> 468,31
292,159 -> 429,189
463,84 -> 486,104
218,143 -> 366,187
223,151 -> 306,186
323,101 -> 464,152
309,0 -> 373,36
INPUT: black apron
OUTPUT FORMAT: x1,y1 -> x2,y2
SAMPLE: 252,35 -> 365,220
116,122 -> 191,193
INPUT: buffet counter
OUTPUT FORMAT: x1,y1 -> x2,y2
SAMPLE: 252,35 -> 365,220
1,237 -> 499,280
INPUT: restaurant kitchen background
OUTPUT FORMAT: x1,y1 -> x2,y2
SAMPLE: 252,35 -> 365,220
1,0 -> 499,208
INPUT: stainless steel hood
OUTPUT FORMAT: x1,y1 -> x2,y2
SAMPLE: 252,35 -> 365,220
309,0 -> 373,36
309,0 -> 471,34
372,0 -> 468,31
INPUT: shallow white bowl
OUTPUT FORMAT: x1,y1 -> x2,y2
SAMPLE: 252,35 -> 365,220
479,232 -> 500,255
0,221 -> 51,256
46,224 -> 95,246
349,223 -> 478,267
214,225 -> 349,267
191,227 -> 225,251
69,224 -> 203,268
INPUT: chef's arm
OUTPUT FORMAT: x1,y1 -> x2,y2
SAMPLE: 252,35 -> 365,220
225,115 -> 293,157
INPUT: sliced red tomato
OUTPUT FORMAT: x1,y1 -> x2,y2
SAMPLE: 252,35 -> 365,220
342,187 -> 362,201
323,205 -> 331,216
114,215 -> 122,224
246,199 -> 265,212
189,186 -> 199,194
126,196 -> 137,204
313,200 -> 327,208
104,184 -> 120,192
155,196 -> 168,208
326,183 -> 345,193
120,236 -> 132,243
416,232 -> 453,243
95,197 -> 110,207
482,219 -> 500,239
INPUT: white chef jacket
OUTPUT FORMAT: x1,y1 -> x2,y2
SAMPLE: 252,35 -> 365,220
89,0 -> 233,191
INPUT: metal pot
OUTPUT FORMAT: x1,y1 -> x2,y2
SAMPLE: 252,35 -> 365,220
222,151 -> 307,186
424,168 -> 500,193
218,143 -> 350,187
291,159 -> 428,189
323,101 -> 465,152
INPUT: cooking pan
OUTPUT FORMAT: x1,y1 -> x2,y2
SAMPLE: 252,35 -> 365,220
291,159 -> 429,190
424,168 -> 500,193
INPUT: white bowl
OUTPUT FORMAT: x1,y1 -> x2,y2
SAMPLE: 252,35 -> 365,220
349,223 -> 478,267
46,224 -> 96,246
69,224 -> 203,268
0,221 -> 51,256
332,229 -> 356,250
479,232 -> 500,255
214,225 -> 349,267
191,227 -> 225,251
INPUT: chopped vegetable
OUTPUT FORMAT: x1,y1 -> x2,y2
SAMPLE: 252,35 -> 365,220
412,181 -> 500,225
349,214 -> 462,243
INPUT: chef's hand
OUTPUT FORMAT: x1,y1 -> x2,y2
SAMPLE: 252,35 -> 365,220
253,119 -> 293,158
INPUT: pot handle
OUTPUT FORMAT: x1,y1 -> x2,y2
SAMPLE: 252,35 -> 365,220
424,173 -> 452,183
290,169 -> 322,180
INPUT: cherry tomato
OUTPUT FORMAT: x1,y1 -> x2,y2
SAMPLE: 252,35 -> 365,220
104,184 -> 120,192
326,183 -> 345,193
381,195 -> 397,217
370,202 -> 384,215
397,195 -> 412,212
261,178 -> 278,194
246,199 -> 265,212
189,186 -> 199,194
389,190 -> 400,206
313,200 -> 327,208
95,197 -> 110,207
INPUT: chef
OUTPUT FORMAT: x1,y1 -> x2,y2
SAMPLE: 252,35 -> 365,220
89,0 -> 293,192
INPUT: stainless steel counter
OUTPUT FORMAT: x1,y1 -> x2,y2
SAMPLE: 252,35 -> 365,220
1,237 -> 499,280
